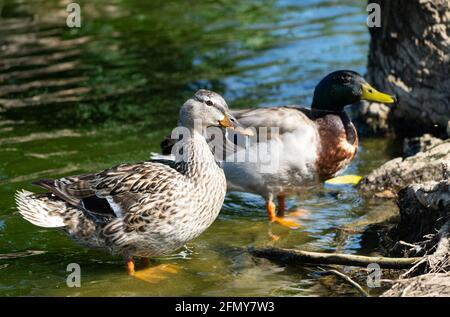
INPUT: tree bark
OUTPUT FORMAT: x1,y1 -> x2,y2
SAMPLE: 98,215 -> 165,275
357,0 -> 450,138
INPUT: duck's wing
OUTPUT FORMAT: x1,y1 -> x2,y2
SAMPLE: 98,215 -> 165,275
230,106 -> 315,138
33,161 -> 183,225
159,106 -> 316,156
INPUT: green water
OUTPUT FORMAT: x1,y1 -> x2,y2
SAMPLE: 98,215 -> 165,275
0,0 -> 399,296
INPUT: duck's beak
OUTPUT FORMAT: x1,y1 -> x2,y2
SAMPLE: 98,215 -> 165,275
218,114 -> 254,136
361,83 -> 396,104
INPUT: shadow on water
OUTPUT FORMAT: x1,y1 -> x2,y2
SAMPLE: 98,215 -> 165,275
0,0 -> 398,296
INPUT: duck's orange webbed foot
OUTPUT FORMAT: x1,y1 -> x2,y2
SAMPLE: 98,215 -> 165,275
277,195 -> 310,219
286,209 -> 310,218
126,258 -> 178,283
272,216 -> 302,229
266,200 -> 302,229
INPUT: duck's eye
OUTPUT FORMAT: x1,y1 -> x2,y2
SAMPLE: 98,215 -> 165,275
368,89 -> 373,93
206,100 -> 213,106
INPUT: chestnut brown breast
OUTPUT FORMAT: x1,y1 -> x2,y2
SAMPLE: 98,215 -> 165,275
315,112 -> 358,181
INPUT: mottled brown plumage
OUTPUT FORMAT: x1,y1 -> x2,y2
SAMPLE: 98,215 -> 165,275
16,89 -> 242,262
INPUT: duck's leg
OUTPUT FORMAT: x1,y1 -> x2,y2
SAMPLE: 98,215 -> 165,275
277,194 -> 310,219
140,257 -> 150,267
277,195 -> 286,217
126,258 -> 178,283
266,199 -> 301,229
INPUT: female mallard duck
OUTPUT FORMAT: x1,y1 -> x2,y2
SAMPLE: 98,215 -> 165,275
15,89 -> 247,282
159,71 -> 395,229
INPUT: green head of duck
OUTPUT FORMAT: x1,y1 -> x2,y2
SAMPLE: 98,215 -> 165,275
312,70 -> 396,113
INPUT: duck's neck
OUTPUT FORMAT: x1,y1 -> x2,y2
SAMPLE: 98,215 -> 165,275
339,111 -> 357,145
175,129 -> 221,178
313,110 -> 357,144
310,107 -> 344,119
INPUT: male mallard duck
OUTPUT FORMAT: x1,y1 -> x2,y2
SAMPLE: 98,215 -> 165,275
158,71 -> 395,229
16,89 -> 247,282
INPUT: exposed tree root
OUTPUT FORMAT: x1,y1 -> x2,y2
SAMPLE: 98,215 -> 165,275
248,247 -> 421,269
318,268 -> 370,297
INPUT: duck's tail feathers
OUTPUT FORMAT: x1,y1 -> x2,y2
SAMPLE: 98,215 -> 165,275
15,190 -> 66,228
32,178 -> 83,206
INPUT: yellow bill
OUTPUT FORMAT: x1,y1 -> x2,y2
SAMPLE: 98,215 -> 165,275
218,115 -> 233,128
361,84 -> 396,104
219,115 -> 254,136
325,175 -> 362,185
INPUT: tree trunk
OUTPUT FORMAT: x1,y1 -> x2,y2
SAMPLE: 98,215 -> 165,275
357,0 -> 450,138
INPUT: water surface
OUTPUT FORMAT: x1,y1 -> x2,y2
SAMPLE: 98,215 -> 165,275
0,0 -> 398,296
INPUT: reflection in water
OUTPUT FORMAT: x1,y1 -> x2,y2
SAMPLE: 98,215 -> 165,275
0,0 -> 397,296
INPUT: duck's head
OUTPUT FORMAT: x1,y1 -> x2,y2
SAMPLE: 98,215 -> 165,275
311,70 -> 395,113
180,89 -> 252,135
